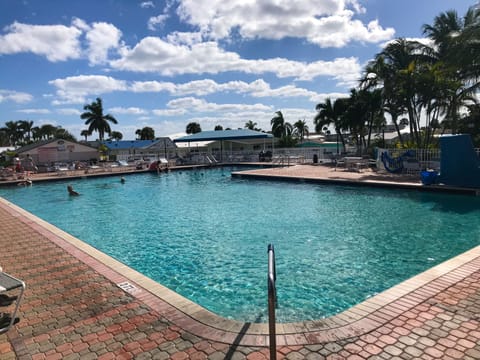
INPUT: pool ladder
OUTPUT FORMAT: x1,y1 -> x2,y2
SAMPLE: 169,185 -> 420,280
268,244 -> 277,360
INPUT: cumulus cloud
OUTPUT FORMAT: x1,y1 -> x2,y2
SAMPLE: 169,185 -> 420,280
49,75 -> 128,104
0,18 -> 122,65
148,14 -> 169,31
0,21 -> 82,61
130,80 -> 177,93
85,22 -> 123,65
110,37 -> 361,84
164,97 -> 272,113
0,89 -> 33,103
175,0 -> 394,47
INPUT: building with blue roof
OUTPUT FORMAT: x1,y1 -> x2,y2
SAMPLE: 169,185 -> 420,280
101,138 -> 176,161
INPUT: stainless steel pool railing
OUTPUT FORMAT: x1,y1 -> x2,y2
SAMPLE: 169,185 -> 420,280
268,243 -> 277,360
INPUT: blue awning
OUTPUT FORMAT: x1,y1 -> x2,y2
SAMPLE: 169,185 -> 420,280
174,129 -> 273,142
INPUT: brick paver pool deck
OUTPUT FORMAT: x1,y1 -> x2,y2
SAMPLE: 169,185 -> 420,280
1,164 -> 480,359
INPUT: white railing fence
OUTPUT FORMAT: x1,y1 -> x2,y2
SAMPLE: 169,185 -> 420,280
111,146 -> 480,175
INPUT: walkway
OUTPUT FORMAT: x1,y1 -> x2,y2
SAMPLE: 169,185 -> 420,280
1,166 -> 480,359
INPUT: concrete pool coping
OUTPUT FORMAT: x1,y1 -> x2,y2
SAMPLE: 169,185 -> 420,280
1,172 -> 480,348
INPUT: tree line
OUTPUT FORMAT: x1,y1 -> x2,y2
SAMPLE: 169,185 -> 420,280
314,7 -> 480,151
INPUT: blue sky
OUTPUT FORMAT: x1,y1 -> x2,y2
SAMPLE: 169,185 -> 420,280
0,0 -> 476,140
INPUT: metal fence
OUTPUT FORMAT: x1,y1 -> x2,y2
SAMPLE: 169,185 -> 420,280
114,146 -> 480,175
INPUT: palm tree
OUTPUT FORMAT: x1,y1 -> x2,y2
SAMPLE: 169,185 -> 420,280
31,126 -> 42,141
39,124 -> 58,140
0,128 -> 9,147
421,9 -> 480,135
314,98 -> 348,151
293,119 -> 309,141
186,122 -> 201,134
110,131 -> 123,141
362,38 -> 428,147
55,127 -> 76,142
135,127 -> 155,140
81,97 -> 118,141
271,111 -> 288,137
245,120 -> 257,130
271,111 -> 295,147
1,121 -> 22,146
18,120 -> 34,143
80,129 -> 91,142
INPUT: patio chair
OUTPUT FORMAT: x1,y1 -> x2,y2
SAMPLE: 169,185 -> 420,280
403,159 -> 421,174
333,155 -> 345,171
0,271 -> 25,334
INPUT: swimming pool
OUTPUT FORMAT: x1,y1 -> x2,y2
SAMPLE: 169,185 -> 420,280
1,167 -> 480,323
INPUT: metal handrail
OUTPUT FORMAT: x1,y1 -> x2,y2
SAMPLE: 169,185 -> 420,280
267,244 -> 277,360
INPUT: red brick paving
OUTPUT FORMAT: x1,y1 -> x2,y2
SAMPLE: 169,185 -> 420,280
1,199 -> 480,359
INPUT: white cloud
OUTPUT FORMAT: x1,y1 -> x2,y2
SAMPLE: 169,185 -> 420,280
140,1 -> 155,8
85,22 -> 123,65
148,14 -> 169,31
164,96 -> 272,113
0,21 -> 82,61
175,0 -> 394,47
61,76 -> 326,102
110,37 -> 361,84
152,108 -> 187,116
0,89 -> 33,103
130,80 -> 177,93
17,108 -> 51,114
57,108 -> 82,115
109,107 -> 148,115
165,31 -> 203,46
49,75 -> 128,104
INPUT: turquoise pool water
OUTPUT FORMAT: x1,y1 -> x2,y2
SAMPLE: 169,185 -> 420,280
1,167 -> 480,323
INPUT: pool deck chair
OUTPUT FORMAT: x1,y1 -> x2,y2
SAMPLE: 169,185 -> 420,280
0,271 -> 25,333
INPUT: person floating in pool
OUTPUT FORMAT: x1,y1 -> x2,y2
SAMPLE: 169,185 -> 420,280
120,177 -> 125,183
67,185 -> 80,196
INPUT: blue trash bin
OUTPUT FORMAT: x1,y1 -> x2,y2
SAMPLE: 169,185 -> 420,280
421,170 -> 438,185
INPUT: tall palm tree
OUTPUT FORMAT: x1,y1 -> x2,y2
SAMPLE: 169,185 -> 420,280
293,119 -> 309,141
186,122 -> 201,134
271,111 -> 295,147
362,58 -> 408,146
1,121 -> 22,146
271,111 -> 287,137
314,98 -> 348,151
362,38 -> 426,146
18,120 -> 34,143
421,9 -> 480,135
81,98 -> 118,141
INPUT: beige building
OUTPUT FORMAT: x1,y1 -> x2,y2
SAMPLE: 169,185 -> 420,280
16,139 -> 99,168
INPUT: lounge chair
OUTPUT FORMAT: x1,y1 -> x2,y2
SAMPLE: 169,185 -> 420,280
0,271 -> 25,334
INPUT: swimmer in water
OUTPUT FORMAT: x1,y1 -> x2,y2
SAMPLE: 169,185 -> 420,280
67,185 -> 80,196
